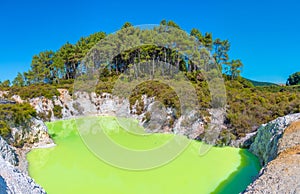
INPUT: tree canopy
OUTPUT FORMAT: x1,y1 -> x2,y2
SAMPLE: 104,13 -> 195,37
11,20 -> 242,87
287,71 -> 300,86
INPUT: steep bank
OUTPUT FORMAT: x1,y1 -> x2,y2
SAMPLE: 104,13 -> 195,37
2,89 -> 300,193
249,113 -> 300,165
0,115 -> 53,193
0,134 -> 46,194
244,114 -> 300,193
13,89 -> 215,141
0,156 -> 46,194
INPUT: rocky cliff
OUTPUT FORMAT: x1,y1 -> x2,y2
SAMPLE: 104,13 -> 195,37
9,117 -> 54,149
0,156 -> 46,194
3,89 -> 300,194
0,107 -> 53,194
0,136 -> 18,166
249,113 -> 300,165
0,133 -> 46,194
15,89 -> 214,140
244,114 -> 300,193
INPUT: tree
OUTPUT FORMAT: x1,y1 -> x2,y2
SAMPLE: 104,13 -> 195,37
213,39 -> 230,69
23,71 -> 35,86
226,59 -> 243,79
160,19 -> 167,26
190,28 -> 203,41
202,32 -> 213,50
56,42 -> 76,80
122,22 -> 133,29
286,71 -> 300,85
30,50 -> 55,83
0,80 -> 10,88
12,72 -> 25,86
167,20 -> 181,29
13,21 -> 237,86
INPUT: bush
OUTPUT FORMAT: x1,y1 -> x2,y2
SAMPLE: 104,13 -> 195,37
53,105 -> 63,118
0,103 -> 36,125
37,111 -> 52,122
225,79 -> 300,138
0,121 -> 11,139
286,72 -> 300,86
0,103 -> 36,140
9,84 -> 59,99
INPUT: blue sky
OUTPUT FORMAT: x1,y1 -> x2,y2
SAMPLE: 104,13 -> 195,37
0,0 -> 299,83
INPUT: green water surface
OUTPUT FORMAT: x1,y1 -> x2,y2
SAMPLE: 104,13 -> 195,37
27,117 -> 260,194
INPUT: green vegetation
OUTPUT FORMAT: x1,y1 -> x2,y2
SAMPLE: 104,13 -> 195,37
0,120 -> 11,139
11,20 -> 242,87
129,80 -> 181,116
0,103 -> 36,125
0,20 -> 298,144
0,80 -> 11,88
53,105 -> 63,119
0,103 -> 36,140
95,71 -> 300,139
286,71 -> 300,86
8,84 -> 59,99
225,77 -> 300,137
245,78 -> 277,87
11,32 -> 106,86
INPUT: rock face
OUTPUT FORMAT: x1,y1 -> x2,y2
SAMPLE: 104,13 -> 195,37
2,88 -> 300,193
230,131 -> 257,148
249,113 -> 300,165
0,114 -> 53,193
21,89 -> 210,141
0,136 -> 18,166
0,134 -> 46,194
244,115 -> 300,194
9,117 -> 54,150
0,157 -> 46,194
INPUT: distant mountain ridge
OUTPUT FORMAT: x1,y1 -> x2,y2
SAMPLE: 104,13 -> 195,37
244,78 -> 278,86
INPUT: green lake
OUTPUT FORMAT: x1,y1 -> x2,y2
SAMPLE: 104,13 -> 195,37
27,117 -> 260,194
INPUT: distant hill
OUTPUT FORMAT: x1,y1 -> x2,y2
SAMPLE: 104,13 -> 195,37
244,78 -> 278,87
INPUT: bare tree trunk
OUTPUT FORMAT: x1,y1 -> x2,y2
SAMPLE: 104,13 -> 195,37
152,56 -> 155,79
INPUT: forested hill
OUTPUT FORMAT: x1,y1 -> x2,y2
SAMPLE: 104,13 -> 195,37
0,20 -> 299,145
245,78 -> 277,86
1,20 -> 243,87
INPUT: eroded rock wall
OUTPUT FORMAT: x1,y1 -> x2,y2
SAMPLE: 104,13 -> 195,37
249,113 -> 300,165
0,157 -> 46,194
244,115 -> 300,194
16,89 -> 210,141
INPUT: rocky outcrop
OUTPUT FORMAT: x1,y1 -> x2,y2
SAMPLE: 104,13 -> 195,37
0,91 -> 9,99
0,99 -> 16,105
244,115 -> 300,194
249,113 -> 300,165
230,131 -> 257,148
0,136 -> 18,166
29,97 -> 55,121
3,88 -> 300,193
0,157 -> 46,194
14,89 -> 210,141
0,113 -> 53,193
0,130 -> 47,194
9,117 -> 54,176
10,117 -> 54,149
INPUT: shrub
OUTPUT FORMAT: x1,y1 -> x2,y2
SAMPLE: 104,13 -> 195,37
0,103 -> 36,125
0,103 -> 36,140
53,105 -> 63,118
9,84 -> 59,99
0,121 -> 11,139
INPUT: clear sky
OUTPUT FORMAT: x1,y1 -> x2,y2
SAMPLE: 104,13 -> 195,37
0,0 -> 299,83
